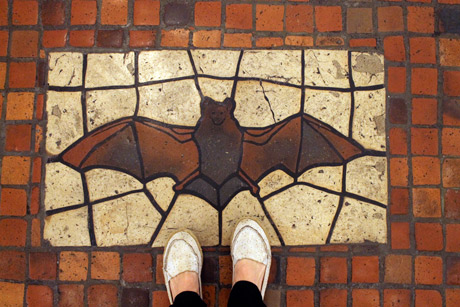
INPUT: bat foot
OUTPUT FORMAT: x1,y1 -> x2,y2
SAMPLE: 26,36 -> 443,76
173,183 -> 184,192
249,185 -> 260,196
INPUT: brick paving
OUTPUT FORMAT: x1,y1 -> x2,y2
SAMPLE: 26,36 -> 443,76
0,0 -> 460,306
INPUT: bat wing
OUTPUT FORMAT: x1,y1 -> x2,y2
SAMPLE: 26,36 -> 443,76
240,114 -> 363,183
59,117 -> 199,183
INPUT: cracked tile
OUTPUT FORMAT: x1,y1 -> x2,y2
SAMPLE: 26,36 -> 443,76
305,50 -> 349,88
48,52 -> 83,87
352,52 -> 384,87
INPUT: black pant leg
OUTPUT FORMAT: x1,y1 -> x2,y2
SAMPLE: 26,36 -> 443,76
170,291 -> 207,307
227,281 -> 266,307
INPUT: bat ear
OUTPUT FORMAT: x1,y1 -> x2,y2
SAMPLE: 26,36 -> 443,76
200,96 -> 213,112
223,97 -> 236,113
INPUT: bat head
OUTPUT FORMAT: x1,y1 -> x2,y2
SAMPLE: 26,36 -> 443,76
200,96 -> 236,126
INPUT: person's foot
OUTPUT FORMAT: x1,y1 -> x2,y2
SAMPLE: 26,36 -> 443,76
169,271 -> 200,300
233,259 -> 266,291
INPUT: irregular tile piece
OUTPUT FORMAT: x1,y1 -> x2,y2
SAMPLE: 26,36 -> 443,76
86,89 -> 136,131
346,156 -> 387,205
305,50 -> 349,88
304,90 -> 351,136
48,52 -> 83,87
85,169 -> 142,201
198,78 -> 233,102
45,162 -> 84,210
138,80 -> 201,126
44,207 -> 90,246
222,191 -> 281,246
351,52 -> 384,87
330,198 -> 386,243
265,185 -> 340,245
258,170 -> 294,198
139,50 -> 194,82
298,166 -> 343,192
352,89 -> 386,151
191,50 -> 240,77
239,50 -> 302,85
46,91 -> 84,155
86,53 -> 135,87
93,192 -> 161,246
234,81 -> 301,127
145,177 -> 176,212
153,194 -> 218,247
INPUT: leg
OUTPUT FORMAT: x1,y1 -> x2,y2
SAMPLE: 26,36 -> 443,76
228,281 -> 266,307
171,291 -> 207,307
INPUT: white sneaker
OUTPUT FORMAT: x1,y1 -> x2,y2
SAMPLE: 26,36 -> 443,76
163,230 -> 203,304
231,219 -> 271,298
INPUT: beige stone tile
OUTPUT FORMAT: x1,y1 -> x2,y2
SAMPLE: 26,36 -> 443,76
85,169 -> 143,202
153,194 -> 218,247
44,207 -> 90,246
145,177 -> 176,212
45,162 -> 84,210
86,88 -> 136,131
258,170 -> 294,198
93,192 -> 161,246
234,81 -> 301,127
351,52 -> 384,87
222,191 -> 281,246
264,185 -> 340,245
48,52 -> 83,87
139,50 -> 194,82
198,78 -> 233,102
352,88 -> 386,151
46,91 -> 84,155
346,156 -> 387,205
86,53 -> 135,87
138,80 -> 201,126
305,50 -> 349,88
191,50 -> 240,77
304,90 -> 351,136
239,50 -> 302,85
298,166 -> 343,193
330,197 -> 386,243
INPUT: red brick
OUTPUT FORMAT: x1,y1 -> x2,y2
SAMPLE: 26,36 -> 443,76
316,36 -> 344,46
59,252 -> 88,281
411,128 -> 438,155
443,128 -> 460,155
390,158 -> 409,186
415,223 -> 443,251
88,284 -> 118,307
384,289 -> 411,307
391,222 -> 410,249
352,256 -> 379,283
440,38 -> 460,67
31,218 -> 40,246
195,2 -> 221,27
256,5 -> 284,32
389,98 -> 407,124
29,252 -> 57,280
0,251 -> 26,280
384,255 -> 412,284
410,37 -> 436,64
447,289 -> 460,307
0,188 -> 27,216
0,31 -> 7,56
130,30 -> 156,48
32,157 -> 41,183
193,30 -> 221,48
91,252 -> 120,280
152,291 -> 169,307
286,257 -> 315,286
289,247 -> 316,252
161,29 -> 189,47
97,30 -> 123,48
391,188 -> 409,215
349,38 -> 376,47
412,157 -> 440,185
315,6 -> 342,32
320,245 -> 348,252
223,33 -> 252,48
440,0 -> 460,3
320,289 -> 347,307
69,30 -> 95,47
27,285 -> 53,307
412,98 -> 438,125
155,254 -> 164,285
202,285 -> 216,307
0,282 -> 24,306
71,0 -> 97,25
0,0 -> 7,25
42,30 -> 67,48
352,289 -> 379,307
407,7 -> 434,33
58,284 -> 84,307
286,290 -> 314,307
11,31 -> 38,58
445,71 -> 460,97
446,224 -> 460,252
447,257 -> 460,285
387,67 -> 406,94
412,68 -> 438,95
12,0 -> 38,25
415,256 -> 443,285
384,36 -> 405,62
255,37 -> 283,47
219,255 -> 232,285
286,5 -> 313,33
0,62 -> 5,89
413,188 -> 441,217
415,290 -> 442,307
9,62 -> 36,88
41,0 -> 65,25
320,257 -> 347,283
443,158 -> 460,187
101,0 -> 127,25
446,189 -> 460,219
347,8 -> 373,33
133,0 -> 160,26
6,92 -> 34,120
378,7 -> 403,32
1,156 -> 30,185
389,128 -> 407,155
225,4 -> 252,30
5,124 -> 32,152
123,253 -> 152,282
0,218 -> 27,246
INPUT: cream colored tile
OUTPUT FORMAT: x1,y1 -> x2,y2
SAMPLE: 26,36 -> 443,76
352,89 -> 386,151
86,88 -> 136,131
191,50 -> 240,77
85,53 -> 135,87
44,207 -> 90,246
330,198 -> 387,243
138,80 -> 201,126
46,91 -> 84,155
305,50 -> 349,88
153,194 -> 218,247
234,81 -> 301,127
85,169 -> 143,202
346,156 -> 387,205
298,166 -> 343,193
258,170 -> 294,198
93,192 -> 161,246
198,78 -> 233,102
264,185 -> 340,245
351,52 -> 384,87
139,50 -> 194,82
45,162 -> 84,210
48,52 -> 83,87
222,191 -> 281,246
304,90 -> 351,136
145,177 -> 176,212
239,50 -> 302,85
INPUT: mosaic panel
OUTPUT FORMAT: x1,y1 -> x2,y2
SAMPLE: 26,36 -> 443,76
44,50 -> 387,247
